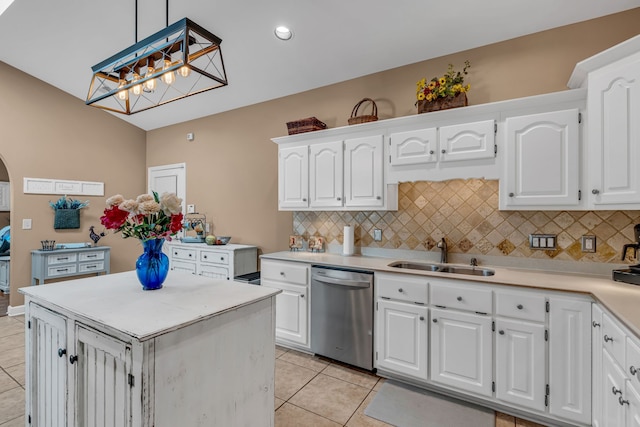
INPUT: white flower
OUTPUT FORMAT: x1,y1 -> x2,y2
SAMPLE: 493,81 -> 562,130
160,192 -> 182,215
119,199 -> 139,213
136,194 -> 154,203
139,200 -> 161,215
106,194 -> 125,207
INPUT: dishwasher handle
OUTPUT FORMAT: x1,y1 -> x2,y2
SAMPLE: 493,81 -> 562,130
312,275 -> 371,289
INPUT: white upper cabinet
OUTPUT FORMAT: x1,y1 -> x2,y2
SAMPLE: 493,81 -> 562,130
439,120 -> 496,162
568,34 -> 640,209
309,141 -> 343,208
278,145 -> 309,209
344,135 -> 384,208
501,108 -> 580,209
389,128 -> 437,166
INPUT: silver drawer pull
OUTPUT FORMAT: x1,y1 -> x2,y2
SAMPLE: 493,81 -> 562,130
612,386 -> 622,396
419,316 -> 424,321
631,366 -> 638,376
592,321 -> 601,328
456,296 -> 462,302
57,257 -> 69,261
56,268 -> 69,272
604,335 -> 614,343
517,304 -> 523,310
398,288 -> 403,293
619,396 -> 629,406
87,255 -> 97,258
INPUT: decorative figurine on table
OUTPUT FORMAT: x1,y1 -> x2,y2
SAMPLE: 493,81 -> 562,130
89,225 -> 106,246
307,236 -> 325,253
289,235 -> 303,251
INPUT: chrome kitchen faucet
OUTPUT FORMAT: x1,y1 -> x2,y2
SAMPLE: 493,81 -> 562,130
437,238 -> 448,264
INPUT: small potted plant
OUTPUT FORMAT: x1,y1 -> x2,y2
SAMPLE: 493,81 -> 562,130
49,195 -> 89,229
416,60 -> 471,114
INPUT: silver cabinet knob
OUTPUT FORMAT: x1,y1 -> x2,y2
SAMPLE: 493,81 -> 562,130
613,386 -> 622,395
58,348 -> 66,358
302,198 -> 307,202
429,150 -> 434,155
300,294 -> 305,298
337,197 -> 341,201
441,149 -> 446,154
517,304 -> 523,310
419,316 -> 424,321
592,189 -> 600,195
508,192 -> 515,197
398,288 -> 403,293
604,335 -> 614,343
593,321 -> 601,328
620,396 -> 630,406
376,196 -> 381,200
456,296 -> 462,302
499,330 -> 505,335
432,318 -> 438,323
280,271 -> 285,276
631,366 -> 638,376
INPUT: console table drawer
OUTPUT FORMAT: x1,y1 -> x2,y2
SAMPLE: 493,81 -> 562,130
47,253 -> 77,265
172,247 -> 197,261
79,261 -> 105,273
200,250 -> 229,265
48,265 -> 77,277
79,251 -> 105,261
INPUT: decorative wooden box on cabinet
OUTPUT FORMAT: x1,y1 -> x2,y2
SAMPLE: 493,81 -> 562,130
21,271 -> 279,427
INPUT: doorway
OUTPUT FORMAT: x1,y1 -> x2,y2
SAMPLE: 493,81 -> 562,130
0,158 -> 10,316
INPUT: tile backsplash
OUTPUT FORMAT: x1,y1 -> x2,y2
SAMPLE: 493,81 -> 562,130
293,179 -> 640,264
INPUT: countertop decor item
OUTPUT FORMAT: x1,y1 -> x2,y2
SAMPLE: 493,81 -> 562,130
49,195 -> 89,229
100,191 -> 183,290
416,61 -> 471,114
286,117 -> 327,135
348,98 -> 378,125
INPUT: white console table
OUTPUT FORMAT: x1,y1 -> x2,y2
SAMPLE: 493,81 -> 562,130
31,246 -> 110,286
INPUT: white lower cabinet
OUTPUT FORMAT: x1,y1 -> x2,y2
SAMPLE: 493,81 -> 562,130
261,259 -> 310,348
430,308 -> 493,397
602,348 -> 627,426
376,299 -> 428,380
495,318 -> 546,411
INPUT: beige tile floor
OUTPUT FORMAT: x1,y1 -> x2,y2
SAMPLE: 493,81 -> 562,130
0,314 -> 25,427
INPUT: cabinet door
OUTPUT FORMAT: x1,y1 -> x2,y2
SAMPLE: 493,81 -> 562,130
376,300 -> 428,380
548,297 -> 591,424
389,128 -> 437,166
344,135 -> 384,207
588,54 -> 640,206
602,349 -> 627,427
309,140 -> 343,208
430,308 -> 492,396
75,325 -> 132,427
592,304 -> 604,427
28,303 -> 69,427
278,145 -> 309,209
263,281 -> 308,347
495,318 -> 546,412
503,109 -> 579,207
439,119 -> 495,162
627,382 -> 640,427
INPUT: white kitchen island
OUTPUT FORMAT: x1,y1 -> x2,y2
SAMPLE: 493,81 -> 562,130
20,270 -> 280,427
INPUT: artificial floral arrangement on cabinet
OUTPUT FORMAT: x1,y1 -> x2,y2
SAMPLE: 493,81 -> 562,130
49,195 -> 89,229
416,60 -> 471,113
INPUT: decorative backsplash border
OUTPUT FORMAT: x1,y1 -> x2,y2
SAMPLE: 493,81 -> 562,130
293,179 -> 640,264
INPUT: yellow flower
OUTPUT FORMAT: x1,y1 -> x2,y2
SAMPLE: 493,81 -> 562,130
417,92 -> 425,101
417,78 -> 426,88
426,93 -> 434,102
439,77 -> 446,86
428,81 -> 436,90
465,84 -> 471,91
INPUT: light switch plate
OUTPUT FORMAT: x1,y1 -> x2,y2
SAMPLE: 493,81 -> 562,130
187,204 -> 195,214
529,234 -> 557,250
581,235 -> 596,253
373,229 -> 382,241
22,218 -> 32,229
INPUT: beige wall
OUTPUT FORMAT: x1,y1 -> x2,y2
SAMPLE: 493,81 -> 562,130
147,9 -> 640,259
0,62 -> 147,307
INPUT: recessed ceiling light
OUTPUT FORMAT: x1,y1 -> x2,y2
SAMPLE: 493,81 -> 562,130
274,26 -> 293,41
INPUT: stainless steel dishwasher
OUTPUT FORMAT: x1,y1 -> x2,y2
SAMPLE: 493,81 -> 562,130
310,265 -> 374,371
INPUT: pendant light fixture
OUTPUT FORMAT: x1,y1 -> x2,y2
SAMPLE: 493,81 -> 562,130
86,1 -> 227,115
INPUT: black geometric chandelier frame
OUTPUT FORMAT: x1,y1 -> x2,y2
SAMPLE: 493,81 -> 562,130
86,17 -> 227,115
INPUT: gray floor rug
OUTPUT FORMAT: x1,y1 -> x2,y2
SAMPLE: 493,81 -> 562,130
364,379 -> 495,427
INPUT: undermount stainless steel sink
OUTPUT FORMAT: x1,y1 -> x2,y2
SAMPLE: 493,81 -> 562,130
388,261 -> 495,277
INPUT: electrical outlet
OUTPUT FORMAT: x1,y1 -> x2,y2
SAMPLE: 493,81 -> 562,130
22,218 -> 32,230
187,204 -> 195,214
373,229 -> 382,241
581,235 -> 596,253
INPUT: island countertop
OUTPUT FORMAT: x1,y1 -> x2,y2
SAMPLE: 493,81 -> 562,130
20,270 -> 280,341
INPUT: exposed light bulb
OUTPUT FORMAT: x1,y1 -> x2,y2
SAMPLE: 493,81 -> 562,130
178,66 -> 191,78
144,66 -> 157,91
117,80 -> 127,101
131,74 -> 142,96
161,60 -> 175,85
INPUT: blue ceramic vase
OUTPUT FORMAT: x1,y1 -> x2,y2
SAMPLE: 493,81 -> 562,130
135,239 -> 169,290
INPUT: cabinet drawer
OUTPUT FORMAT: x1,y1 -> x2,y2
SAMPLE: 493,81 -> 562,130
48,264 -> 77,277
261,260 -> 309,286
627,338 -> 640,386
171,260 -> 197,274
430,281 -> 492,314
495,290 -> 546,322
47,253 -> 77,265
603,312 -> 627,368
171,247 -> 197,261
79,251 -> 105,262
376,272 -> 428,304
79,262 -> 104,273
200,250 -> 228,265
200,265 -> 229,279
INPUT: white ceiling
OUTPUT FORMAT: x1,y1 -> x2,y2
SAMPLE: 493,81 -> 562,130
1,0 -> 639,131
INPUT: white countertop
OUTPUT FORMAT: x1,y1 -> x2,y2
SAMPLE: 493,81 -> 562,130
19,270 -> 279,341
261,251 -> 640,337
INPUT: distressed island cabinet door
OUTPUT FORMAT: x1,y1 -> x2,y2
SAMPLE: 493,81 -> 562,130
376,299 -> 428,380
75,325 -> 133,427
548,297 -> 592,425
430,308 -> 493,397
28,303 -> 69,427
278,145 -> 309,209
588,52 -> 640,207
344,135 -> 384,208
309,140 -> 344,208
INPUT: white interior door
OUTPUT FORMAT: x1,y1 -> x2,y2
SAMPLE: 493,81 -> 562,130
148,163 -> 186,214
